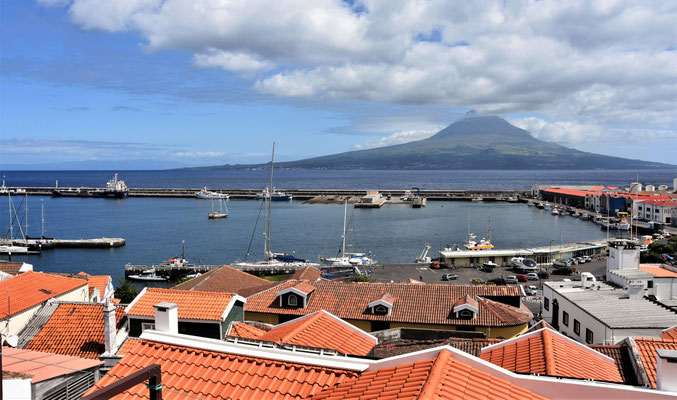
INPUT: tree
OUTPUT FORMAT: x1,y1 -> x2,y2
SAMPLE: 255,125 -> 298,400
115,278 -> 139,304
351,274 -> 372,282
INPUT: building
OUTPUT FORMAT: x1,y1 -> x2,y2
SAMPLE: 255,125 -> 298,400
173,264 -> 276,296
125,288 -> 246,339
0,272 -> 89,341
83,325 -> 677,399
2,347 -> 103,400
634,199 -> 677,224
245,280 -> 532,338
0,261 -> 32,281
77,272 -> 115,302
227,310 -> 378,356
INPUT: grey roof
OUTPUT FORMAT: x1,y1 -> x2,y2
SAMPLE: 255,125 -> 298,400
546,281 -> 677,329
610,269 -> 654,280
16,300 -> 60,348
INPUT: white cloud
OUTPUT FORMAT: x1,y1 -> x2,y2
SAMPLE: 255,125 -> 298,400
352,128 -> 440,150
43,0 -> 677,144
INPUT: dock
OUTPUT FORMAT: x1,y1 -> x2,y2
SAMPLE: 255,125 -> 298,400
125,262 -> 221,281
43,238 -> 126,248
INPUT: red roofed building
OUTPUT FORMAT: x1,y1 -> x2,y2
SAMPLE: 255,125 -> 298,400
480,327 -> 623,383
21,302 -> 126,359
660,325 -> 677,341
228,310 -> 378,356
77,272 -> 115,302
125,288 -> 246,340
0,271 -> 89,338
623,336 -> 677,389
245,280 -> 530,338
634,198 -> 677,224
173,264 -> 276,297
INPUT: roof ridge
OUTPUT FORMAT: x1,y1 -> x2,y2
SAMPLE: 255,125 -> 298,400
418,349 -> 450,399
479,297 -> 506,323
541,329 -> 557,376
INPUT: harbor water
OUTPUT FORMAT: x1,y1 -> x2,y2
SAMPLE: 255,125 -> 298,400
3,196 -> 613,283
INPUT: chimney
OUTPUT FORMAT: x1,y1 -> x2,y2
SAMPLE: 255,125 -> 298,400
627,283 -> 644,300
103,301 -> 116,354
656,349 -> 677,392
580,272 -> 596,288
153,302 -> 178,334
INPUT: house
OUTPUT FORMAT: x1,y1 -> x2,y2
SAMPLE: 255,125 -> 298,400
173,264 -> 276,297
125,288 -> 246,339
227,310 -> 378,356
0,271 -> 89,340
634,199 -> 677,224
0,261 -> 32,281
288,265 -> 323,281
77,272 -> 115,302
18,301 -> 127,360
2,347 -> 103,400
83,325 -> 677,399
245,280 -> 532,338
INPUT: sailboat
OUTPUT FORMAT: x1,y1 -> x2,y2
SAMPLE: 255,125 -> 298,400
232,143 -> 319,269
320,201 -> 376,268
208,197 -> 228,219
1,193 -> 30,255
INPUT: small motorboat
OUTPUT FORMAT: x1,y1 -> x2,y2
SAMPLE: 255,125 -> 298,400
128,269 -> 168,281
551,208 -> 560,215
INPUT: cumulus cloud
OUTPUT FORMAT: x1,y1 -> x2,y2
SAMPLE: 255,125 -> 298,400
352,128 -> 440,150
40,0 -> 677,144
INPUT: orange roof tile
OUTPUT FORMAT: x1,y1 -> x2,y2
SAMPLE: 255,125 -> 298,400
290,266 -> 323,281
639,265 -> 677,278
588,344 -> 637,385
660,325 -> 677,340
631,337 -> 677,388
247,281 -> 528,328
173,264 -> 275,297
480,328 -> 622,383
85,340 -> 358,399
25,303 -> 126,359
309,349 -> 549,400
453,294 -> 479,309
524,320 -> 554,334
78,272 -> 112,299
258,311 -> 377,356
229,321 -> 267,339
116,338 -> 142,356
0,271 -> 88,319
126,288 -> 238,321
2,346 -> 103,383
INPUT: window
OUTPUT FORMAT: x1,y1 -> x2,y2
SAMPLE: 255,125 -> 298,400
142,322 -> 155,331
648,280 -> 654,289
544,297 -> 550,311
562,311 -> 569,326
459,309 -> 474,319
287,294 -> 298,307
574,319 -> 580,335
585,328 -> 594,344
373,305 -> 388,315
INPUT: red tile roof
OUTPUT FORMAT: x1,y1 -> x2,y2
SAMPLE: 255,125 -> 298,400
0,261 -> 24,276
631,337 -> 677,388
309,349 -> 549,400
480,328 -> 622,383
258,311 -> 377,356
639,265 -> 677,277
85,340 -> 358,399
2,346 -> 103,383
173,264 -> 275,297
126,288 -> 238,321
289,266 -> 323,281
660,325 -> 677,340
246,281 -> 528,328
78,272 -> 112,299
453,294 -> 478,309
229,321 -> 268,339
588,344 -> 637,385
637,199 -> 677,206
25,303 -> 126,359
116,338 -> 142,356
0,271 -> 88,319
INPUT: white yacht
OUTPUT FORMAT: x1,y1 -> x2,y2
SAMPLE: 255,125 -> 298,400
196,187 -> 229,199
320,201 -> 376,267
128,269 -> 168,281
510,257 -> 538,272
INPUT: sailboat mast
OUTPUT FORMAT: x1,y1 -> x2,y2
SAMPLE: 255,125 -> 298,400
25,192 -> 28,241
41,199 -> 45,238
487,216 -> 491,241
341,200 -> 347,255
265,142 -> 275,260
8,194 -> 12,241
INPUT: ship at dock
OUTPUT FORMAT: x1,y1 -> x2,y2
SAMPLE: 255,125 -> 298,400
89,173 -> 129,198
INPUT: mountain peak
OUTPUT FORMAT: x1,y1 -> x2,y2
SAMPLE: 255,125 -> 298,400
427,115 -> 531,141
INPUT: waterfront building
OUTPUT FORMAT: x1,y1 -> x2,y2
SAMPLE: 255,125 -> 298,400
0,271 -> 89,339
634,198 -> 677,225
244,280 -> 532,338
173,264 -> 276,296
124,288 -> 246,339
0,261 -> 33,280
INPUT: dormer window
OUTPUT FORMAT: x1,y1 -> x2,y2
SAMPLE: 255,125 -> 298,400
453,294 -> 479,320
459,309 -> 473,319
373,305 -> 388,315
287,294 -> 298,307
368,293 -> 395,316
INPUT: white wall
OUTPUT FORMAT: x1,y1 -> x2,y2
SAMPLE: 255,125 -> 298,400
2,378 -> 32,400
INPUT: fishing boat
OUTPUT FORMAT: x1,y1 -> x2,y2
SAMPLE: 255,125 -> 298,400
471,196 -> 483,202
464,234 -> 494,250
196,187 -> 229,199
535,203 -> 545,209
127,269 -> 168,281
233,143 -> 319,270
617,219 -> 631,230
544,204 -> 552,211
551,208 -> 560,216
208,198 -> 228,219
320,201 -> 376,268
255,188 -> 293,201
90,173 -> 128,198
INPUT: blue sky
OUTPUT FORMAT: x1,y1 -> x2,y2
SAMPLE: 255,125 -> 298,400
1,1 -> 676,169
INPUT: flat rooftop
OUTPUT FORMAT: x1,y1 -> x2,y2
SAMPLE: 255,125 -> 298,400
544,281 -> 677,329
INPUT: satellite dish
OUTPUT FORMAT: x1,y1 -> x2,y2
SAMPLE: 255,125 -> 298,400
7,334 -> 18,347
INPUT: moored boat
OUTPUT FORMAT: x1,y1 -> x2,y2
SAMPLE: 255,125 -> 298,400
128,269 -> 168,281
196,187 -> 229,199
510,257 -> 537,272
90,173 -> 128,199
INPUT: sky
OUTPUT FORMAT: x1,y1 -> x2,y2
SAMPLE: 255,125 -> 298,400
1,0 -> 676,169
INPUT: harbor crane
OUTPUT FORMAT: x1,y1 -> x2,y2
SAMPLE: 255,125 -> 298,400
415,244 -> 432,263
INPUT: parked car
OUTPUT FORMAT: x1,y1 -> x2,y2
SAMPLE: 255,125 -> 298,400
517,274 -> 528,282
525,273 -> 539,281
505,276 -> 518,284
488,277 -> 506,286
431,261 -> 441,269
582,255 -> 592,262
552,267 -> 573,275
575,257 -> 587,264
553,258 -> 572,267
442,273 -> 458,281
568,258 -> 579,265
538,271 -> 550,279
